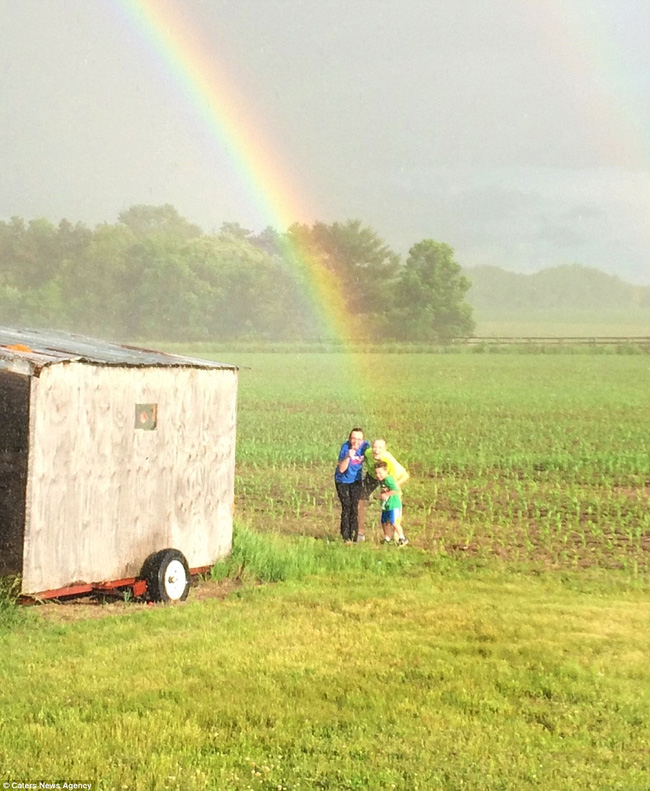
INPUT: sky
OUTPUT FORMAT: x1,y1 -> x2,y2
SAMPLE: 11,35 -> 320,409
1,0 -> 650,284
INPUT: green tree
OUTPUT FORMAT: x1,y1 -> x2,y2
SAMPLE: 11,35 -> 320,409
251,226 -> 283,256
55,219 -> 93,263
0,217 -> 61,290
118,204 -> 202,241
219,222 -> 253,240
184,234 -> 312,340
58,223 -> 138,337
286,219 -> 400,337
20,280 -> 66,328
396,240 -> 474,341
0,283 -> 26,325
119,237 -> 197,340
0,217 -> 76,328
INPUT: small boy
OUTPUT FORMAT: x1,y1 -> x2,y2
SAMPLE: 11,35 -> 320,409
374,461 -> 409,546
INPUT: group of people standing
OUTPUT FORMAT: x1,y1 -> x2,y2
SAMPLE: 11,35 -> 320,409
334,427 -> 410,545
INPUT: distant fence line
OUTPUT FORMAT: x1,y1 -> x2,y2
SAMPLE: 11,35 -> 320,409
451,336 -> 650,347
299,337 -> 650,346
171,337 -> 650,354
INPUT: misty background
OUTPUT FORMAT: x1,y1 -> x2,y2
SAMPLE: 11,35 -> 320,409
1,0 -> 650,339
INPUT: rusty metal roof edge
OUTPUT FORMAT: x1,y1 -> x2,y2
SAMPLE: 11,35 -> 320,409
115,342 -> 238,369
0,353 -> 238,374
56,357 -> 237,370
0,356 -> 37,376
0,327 -> 238,371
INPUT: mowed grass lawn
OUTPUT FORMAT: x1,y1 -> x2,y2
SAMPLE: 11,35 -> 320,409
2,351 -> 650,790
1,565 -> 650,791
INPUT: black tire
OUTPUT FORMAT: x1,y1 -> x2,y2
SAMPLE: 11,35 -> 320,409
141,548 -> 191,603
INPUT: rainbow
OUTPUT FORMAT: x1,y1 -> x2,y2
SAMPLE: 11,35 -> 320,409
110,0 -> 362,351
538,1 -> 650,172
533,2 -> 650,287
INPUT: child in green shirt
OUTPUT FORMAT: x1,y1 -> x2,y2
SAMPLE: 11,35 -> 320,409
375,461 -> 409,546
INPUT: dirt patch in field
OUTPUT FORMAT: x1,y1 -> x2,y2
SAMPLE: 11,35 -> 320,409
32,577 -> 241,624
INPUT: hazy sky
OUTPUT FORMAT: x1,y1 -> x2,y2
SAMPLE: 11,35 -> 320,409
2,0 -> 650,284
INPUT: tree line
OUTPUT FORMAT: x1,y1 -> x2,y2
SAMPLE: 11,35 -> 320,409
0,205 -> 474,342
464,264 -> 650,315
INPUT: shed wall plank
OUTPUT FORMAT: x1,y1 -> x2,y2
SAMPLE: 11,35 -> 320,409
22,363 -> 237,593
0,370 -> 30,576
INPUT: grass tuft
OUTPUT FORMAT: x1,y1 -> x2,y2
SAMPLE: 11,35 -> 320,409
0,576 -> 30,629
212,522 -> 425,583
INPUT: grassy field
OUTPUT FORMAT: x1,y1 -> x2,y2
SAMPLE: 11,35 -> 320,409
1,351 -> 649,790
472,309 -> 650,338
228,353 -> 650,572
2,549 -> 650,790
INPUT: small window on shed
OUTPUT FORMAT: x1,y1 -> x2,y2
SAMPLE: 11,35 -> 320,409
135,403 -> 157,430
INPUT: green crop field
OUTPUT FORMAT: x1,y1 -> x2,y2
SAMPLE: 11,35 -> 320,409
227,352 -> 650,572
1,351 -> 649,791
472,308 -> 650,338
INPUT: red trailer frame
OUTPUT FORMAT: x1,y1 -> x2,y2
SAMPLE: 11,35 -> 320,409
19,564 -> 213,604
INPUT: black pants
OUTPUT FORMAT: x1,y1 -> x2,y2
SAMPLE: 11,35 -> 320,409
361,473 -> 380,500
335,480 -> 363,541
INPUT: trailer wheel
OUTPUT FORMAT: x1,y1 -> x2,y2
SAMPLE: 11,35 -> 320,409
142,548 -> 191,603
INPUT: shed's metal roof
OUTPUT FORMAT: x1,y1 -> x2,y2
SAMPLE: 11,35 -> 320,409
0,327 -> 237,375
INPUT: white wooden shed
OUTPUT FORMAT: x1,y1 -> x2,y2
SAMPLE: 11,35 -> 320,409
0,327 -> 238,601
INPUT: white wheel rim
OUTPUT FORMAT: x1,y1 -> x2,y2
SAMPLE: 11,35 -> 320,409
164,559 -> 187,600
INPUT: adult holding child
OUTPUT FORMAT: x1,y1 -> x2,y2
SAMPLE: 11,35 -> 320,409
335,427 -> 370,543
357,438 -> 409,542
